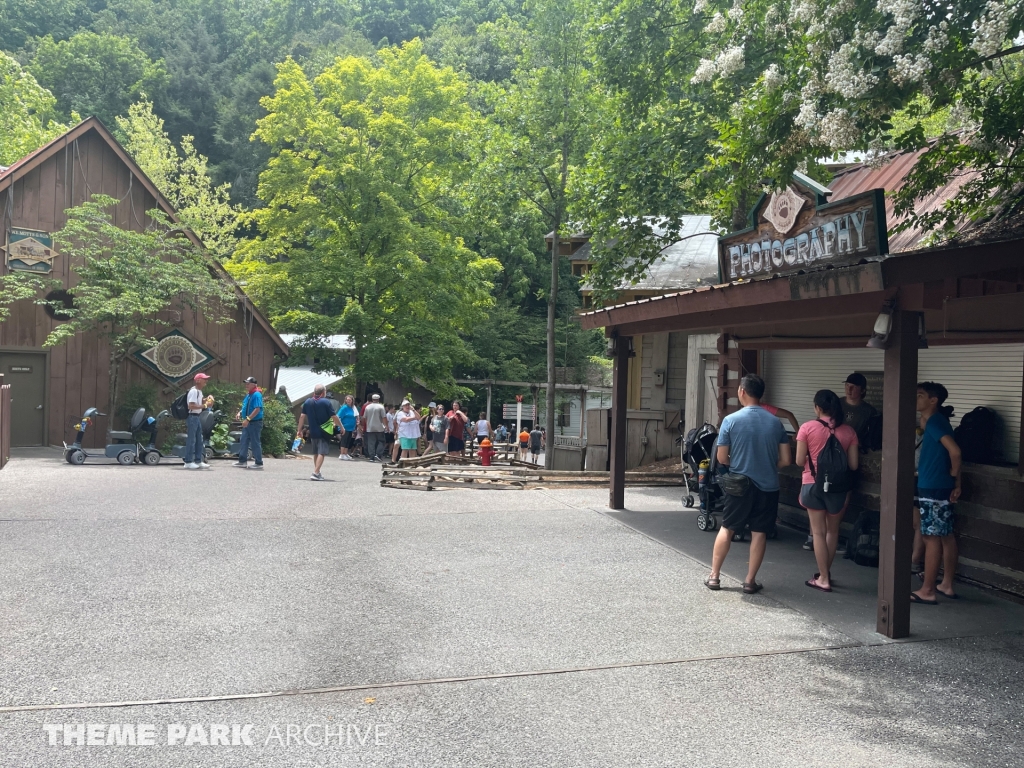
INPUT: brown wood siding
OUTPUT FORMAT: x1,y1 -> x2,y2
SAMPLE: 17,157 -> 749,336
0,129 -> 282,448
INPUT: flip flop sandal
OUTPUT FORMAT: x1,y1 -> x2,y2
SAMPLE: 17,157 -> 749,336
742,582 -> 763,594
704,578 -> 721,591
806,578 -> 832,593
936,589 -> 960,600
910,593 -> 939,605
814,572 -> 835,587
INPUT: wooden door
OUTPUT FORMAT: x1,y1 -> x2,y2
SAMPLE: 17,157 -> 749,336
699,354 -> 719,428
0,352 -> 47,446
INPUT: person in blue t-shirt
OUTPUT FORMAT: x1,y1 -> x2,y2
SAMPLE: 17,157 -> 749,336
705,374 -> 792,595
912,382 -> 962,604
295,384 -> 344,480
234,376 -> 265,469
337,394 -> 359,461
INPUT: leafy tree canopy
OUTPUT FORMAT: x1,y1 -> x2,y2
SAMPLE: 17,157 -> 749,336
28,30 -> 168,126
229,41 -> 501,396
116,98 -> 240,261
0,50 -> 73,165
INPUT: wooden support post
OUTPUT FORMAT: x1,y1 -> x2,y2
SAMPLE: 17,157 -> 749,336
1019,352 -> 1024,477
877,310 -> 919,638
486,382 -> 492,426
609,335 -> 631,510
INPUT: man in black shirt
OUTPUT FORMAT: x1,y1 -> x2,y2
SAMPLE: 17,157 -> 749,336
842,372 -> 879,445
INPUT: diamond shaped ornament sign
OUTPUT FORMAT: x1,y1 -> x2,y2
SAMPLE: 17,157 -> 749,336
134,330 -> 214,384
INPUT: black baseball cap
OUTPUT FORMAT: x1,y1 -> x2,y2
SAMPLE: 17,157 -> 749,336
845,372 -> 867,389
243,376 -> 258,384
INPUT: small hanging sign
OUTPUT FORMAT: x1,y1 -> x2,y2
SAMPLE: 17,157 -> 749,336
3,228 -> 57,273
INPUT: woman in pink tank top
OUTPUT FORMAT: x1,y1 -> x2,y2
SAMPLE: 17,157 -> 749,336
795,390 -> 860,593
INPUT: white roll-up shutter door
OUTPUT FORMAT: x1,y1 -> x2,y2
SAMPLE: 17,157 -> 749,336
763,344 -> 1023,463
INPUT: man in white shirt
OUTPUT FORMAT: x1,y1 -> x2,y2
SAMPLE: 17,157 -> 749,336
185,373 -> 213,470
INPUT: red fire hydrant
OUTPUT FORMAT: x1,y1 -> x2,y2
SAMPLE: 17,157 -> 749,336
478,438 -> 495,466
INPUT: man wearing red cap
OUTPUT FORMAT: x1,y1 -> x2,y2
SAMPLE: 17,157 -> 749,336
185,373 -> 214,470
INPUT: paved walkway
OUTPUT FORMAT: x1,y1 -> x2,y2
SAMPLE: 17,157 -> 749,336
0,450 -> 1021,766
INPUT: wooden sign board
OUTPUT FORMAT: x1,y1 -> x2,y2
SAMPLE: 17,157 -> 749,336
718,184 -> 888,283
3,227 -> 56,273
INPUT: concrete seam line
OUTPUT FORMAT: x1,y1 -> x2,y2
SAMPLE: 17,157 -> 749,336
0,642 -> 867,714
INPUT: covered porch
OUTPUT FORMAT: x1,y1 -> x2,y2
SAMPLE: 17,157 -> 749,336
582,237 -> 1024,638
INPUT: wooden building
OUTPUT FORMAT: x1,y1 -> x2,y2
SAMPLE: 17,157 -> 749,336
554,216 -> 721,469
581,171 -> 1024,637
0,118 -> 288,448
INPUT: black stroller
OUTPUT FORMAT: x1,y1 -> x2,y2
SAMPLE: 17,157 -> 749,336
680,423 -> 726,532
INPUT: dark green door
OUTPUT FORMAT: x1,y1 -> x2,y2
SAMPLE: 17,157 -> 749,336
0,352 -> 47,446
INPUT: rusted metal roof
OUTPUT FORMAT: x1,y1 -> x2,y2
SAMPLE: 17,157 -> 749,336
828,149 -> 978,253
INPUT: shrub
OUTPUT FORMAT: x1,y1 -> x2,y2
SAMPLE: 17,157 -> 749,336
261,395 -> 296,457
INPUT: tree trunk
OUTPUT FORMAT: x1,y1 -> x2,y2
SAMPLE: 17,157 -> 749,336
545,221 -> 559,469
107,353 -> 121,440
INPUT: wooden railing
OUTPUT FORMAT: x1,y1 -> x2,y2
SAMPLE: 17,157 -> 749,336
0,373 -> 10,470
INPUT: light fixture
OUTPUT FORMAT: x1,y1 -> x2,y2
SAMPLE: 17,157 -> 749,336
918,313 -> 928,349
606,335 -> 636,358
866,301 -> 895,349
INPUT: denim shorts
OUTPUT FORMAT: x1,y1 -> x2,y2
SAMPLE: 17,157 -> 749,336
916,487 -> 955,537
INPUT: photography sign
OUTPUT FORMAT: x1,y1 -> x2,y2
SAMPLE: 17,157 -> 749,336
718,184 -> 888,282
3,227 -> 57,273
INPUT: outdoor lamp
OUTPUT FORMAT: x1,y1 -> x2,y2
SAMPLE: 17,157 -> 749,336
606,336 -> 636,358
866,302 -> 895,349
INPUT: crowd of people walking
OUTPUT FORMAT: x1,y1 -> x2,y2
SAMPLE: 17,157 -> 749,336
292,388 -> 545,480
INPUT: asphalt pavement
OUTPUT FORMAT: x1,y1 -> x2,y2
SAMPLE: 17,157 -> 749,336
0,449 -> 1021,767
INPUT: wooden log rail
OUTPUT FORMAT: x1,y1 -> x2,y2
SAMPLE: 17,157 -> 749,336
381,462 -> 684,491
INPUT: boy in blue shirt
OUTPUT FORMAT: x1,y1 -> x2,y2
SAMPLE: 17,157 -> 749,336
912,382 -> 962,604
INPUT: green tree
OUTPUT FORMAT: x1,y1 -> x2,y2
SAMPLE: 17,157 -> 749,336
116,99 -> 240,261
492,0 -> 596,467
0,0 -> 86,51
0,51 -> 73,165
229,42 -> 500,397
582,0 -> 1024,288
28,31 -> 169,126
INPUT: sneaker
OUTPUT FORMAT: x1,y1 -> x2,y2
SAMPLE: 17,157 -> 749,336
248,464 -> 264,470
198,462 -> 211,470
184,462 -> 200,470
232,462 -> 247,468
310,472 -> 323,481
802,536 -> 814,551
338,454 -> 345,461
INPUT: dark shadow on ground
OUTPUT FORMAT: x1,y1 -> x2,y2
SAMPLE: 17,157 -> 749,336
604,504 -> 1024,645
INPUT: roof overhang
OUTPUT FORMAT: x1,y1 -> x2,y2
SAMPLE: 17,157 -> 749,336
580,238 -> 1024,346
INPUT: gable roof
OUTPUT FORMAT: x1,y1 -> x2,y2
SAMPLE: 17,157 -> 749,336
0,117 -> 289,356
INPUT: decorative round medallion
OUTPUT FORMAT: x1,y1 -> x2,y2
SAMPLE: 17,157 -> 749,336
152,336 -> 197,377
763,186 -> 805,235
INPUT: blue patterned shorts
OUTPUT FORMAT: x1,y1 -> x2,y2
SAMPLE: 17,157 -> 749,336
915,488 -> 955,537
